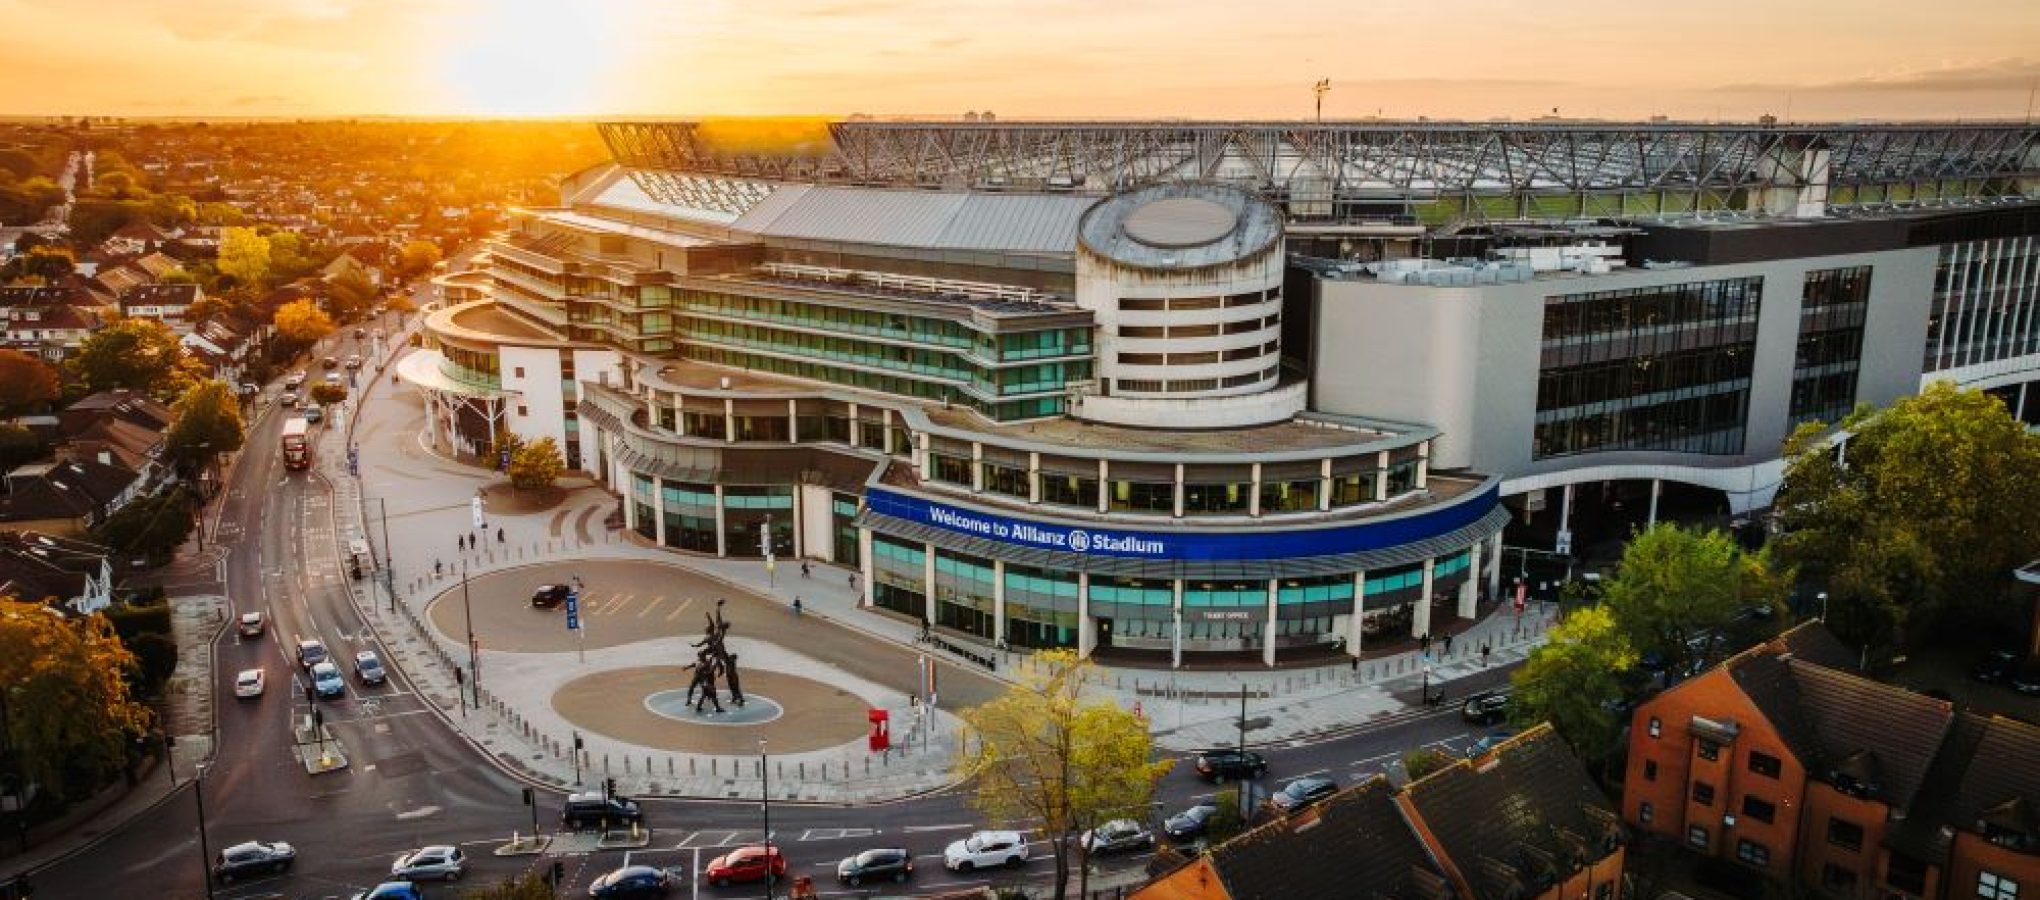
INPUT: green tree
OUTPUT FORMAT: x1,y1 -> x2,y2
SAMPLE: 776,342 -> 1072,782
0,424 -> 43,470
1402,746 -> 1455,780
66,318 -> 196,398
1599,523 -> 1787,676
0,598 -> 152,800
0,349 -> 61,415
91,487 -> 195,566
273,297 -> 335,347
957,650 -> 1172,900
215,227 -> 270,287
1509,606 -> 1639,755
1777,382 -> 2040,647
0,245 -> 75,284
396,239 -> 443,279
508,436 -> 565,490
66,199 -> 142,247
165,380 -> 246,479
327,268 -> 378,322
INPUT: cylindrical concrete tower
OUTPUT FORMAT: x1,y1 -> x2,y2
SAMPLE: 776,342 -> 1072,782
1073,182 -> 1298,428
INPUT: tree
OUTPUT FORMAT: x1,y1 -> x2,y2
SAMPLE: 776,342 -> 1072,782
0,349 -> 60,415
91,487 -> 195,566
508,436 -> 565,490
0,424 -> 43,470
396,239 -> 443,279
273,297 -> 335,347
0,245 -> 75,284
957,650 -> 1172,900
385,292 -> 416,314
309,382 -> 348,406
0,598 -> 152,800
1509,606 -> 1639,756
1401,746 -> 1455,780
165,380 -> 246,479
1777,382 -> 2040,647
215,226 -> 270,288
67,318 -> 198,399
1599,523 -> 1787,677
327,268 -> 378,322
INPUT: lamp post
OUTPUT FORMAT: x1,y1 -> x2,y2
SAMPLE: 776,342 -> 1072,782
1817,592 -> 1829,623
380,497 -> 395,613
194,762 -> 215,900
462,561 -> 477,709
759,738 -> 773,900
1422,662 -> 1433,705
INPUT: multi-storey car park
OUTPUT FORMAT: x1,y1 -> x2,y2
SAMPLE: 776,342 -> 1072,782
404,119 -> 2040,669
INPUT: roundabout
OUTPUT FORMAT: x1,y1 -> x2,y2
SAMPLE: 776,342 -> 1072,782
550,665 -> 867,754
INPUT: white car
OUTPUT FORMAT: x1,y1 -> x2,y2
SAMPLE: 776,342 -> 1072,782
391,844 -> 465,881
234,668 -> 265,699
943,830 -> 1029,872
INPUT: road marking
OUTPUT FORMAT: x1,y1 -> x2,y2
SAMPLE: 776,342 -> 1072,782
902,823 -> 974,833
395,805 -> 442,820
665,598 -> 694,622
637,596 -> 665,618
798,827 -> 879,841
603,595 -> 636,616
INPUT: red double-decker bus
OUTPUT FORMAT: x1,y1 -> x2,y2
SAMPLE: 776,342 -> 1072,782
281,417 -> 311,471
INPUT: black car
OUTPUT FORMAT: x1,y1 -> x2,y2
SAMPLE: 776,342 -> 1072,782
1462,691 -> 1509,725
1163,803 -> 1220,842
588,864 -> 671,899
1192,748 -> 1267,783
532,584 -> 570,608
322,356 -> 340,370
1269,775 -> 1338,813
214,840 -> 296,883
562,792 -> 641,830
1971,650 -> 2022,684
836,848 -> 913,886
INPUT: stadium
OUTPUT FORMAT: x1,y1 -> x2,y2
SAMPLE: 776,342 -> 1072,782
406,118 -> 2040,668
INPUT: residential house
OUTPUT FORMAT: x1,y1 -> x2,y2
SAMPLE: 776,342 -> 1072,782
182,312 -> 262,383
92,261 -> 149,299
101,221 -> 170,256
0,284 -> 104,360
322,248 -> 383,288
0,458 -> 145,536
1137,725 -> 1626,900
58,390 -> 175,440
0,530 -> 113,613
57,416 -> 165,488
121,282 -> 203,332
131,250 -> 182,281
1622,623 -> 2039,900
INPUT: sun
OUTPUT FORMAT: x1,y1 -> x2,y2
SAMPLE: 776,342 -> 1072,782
437,0 -> 626,117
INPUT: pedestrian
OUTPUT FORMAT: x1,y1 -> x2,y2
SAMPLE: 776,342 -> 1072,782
800,561 -> 811,579
455,535 -> 463,553
1349,653 -> 1359,672
434,559 -> 443,576
792,596 -> 803,617
1444,633 -> 1454,655
497,527 -> 505,544
1480,642 -> 1492,667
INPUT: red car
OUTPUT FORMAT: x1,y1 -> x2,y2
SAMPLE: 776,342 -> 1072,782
704,845 -> 786,888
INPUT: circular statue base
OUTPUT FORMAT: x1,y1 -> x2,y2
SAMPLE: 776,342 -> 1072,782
643,690 -> 784,726
552,666 -> 869,754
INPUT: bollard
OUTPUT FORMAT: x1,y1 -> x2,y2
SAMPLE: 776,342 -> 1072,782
603,754 -> 610,774
797,762 -> 804,779
864,757 -> 869,775
710,758 -> 716,775
625,756 -> 631,774
668,757 -> 674,775
777,761 -> 784,777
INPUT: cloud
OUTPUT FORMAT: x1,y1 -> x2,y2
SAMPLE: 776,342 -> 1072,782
1718,57 -> 2040,94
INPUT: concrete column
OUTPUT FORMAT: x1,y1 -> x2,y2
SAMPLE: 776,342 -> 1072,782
882,410 -> 896,455
723,397 -> 736,443
992,559 -> 1007,646
846,403 -> 862,448
1028,452 -> 1041,504
1375,449 -> 1390,500
1414,557 -> 1435,639
1171,579 -> 1185,669
1415,441 -> 1430,489
1263,578 -> 1280,668
789,490 -> 803,559
1077,571 -> 1094,658
922,542 -> 938,627
1349,571 -> 1367,658
1249,462 -> 1263,517
651,476 -> 667,546
1459,542 -> 1481,619
712,484 -> 728,557
786,399 -> 799,444
1173,464 -> 1185,519
622,472 -> 638,532
1558,483 -> 1575,552
1318,458 -> 1333,512
1647,478 -> 1661,528
916,433 -> 932,481
971,443 -> 984,493
1487,532 -> 1505,609
2020,382 -> 2030,423
1097,460 -> 1110,514
857,529 -> 875,607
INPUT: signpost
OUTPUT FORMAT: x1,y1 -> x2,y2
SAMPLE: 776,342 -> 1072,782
565,587 -> 584,663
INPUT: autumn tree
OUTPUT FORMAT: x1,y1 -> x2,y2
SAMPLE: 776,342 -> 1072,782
0,598 -> 153,800
0,349 -> 61,415
309,382 -> 348,406
67,318 -> 201,399
396,239 -> 443,279
327,268 -> 378,322
508,436 -> 566,490
165,380 -> 246,479
92,486 -> 195,566
215,226 -> 270,288
1509,605 -> 1639,756
957,650 -> 1172,900
1599,523 -> 1789,677
273,297 -> 335,347
0,245 -> 75,284
1777,382 -> 2040,647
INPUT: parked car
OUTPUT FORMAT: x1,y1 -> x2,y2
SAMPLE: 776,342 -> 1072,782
235,668 -> 266,699
311,661 -> 345,699
238,611 -> 265,638
836,848 -> 913,886
589,864 -> 672,898
943,830 -> 1028,872
322,356 -> 340,369
1462,691 -> 1509,725
280,391 -> 300,407
285,371 -> 306,389
1972,650 -> 2022,684
213,840 -> 295,883
390,845 -> 464,882
532,584 -> 570,608
561,791 -> 641,830
1467,729 -> 1517,758
353,327 -> 367,340
2011,667 -> 2040,696
1080,819 -> 1155,855
354,650 -> 387,686
296,639 -> 328,669
1269,774 -> 1339,813
303,404 -> 324,424
351,883 -> 423,900
345,355 -> 363,370
1193,748 -> 1267,783
323,371 -> 342,385
704,845 -> 785,888
1163,803 -> 1220,842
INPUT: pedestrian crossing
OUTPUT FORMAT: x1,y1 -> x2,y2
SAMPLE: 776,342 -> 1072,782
572,592 -> 698,624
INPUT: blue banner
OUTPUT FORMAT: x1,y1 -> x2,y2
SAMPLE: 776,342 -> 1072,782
565,590 -> 580,631
865,483 -> 1498,562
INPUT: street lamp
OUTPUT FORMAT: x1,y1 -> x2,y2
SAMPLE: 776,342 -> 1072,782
1817,592 -> 1829,622
759,738 -> 773,900
462,561 -> 478,709
194,762 -> 215,900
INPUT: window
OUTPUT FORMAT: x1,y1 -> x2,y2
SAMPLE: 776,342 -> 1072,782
1697,740 -> 1722,761
1979,873 -> 2021,900
1638,802 -> 1654,824
1648,717 -> 1662,738
1692,782 -> 1715,806
1643,760 -> 1658,781
517,405 -> 529,417
1687,825 -> 1709,850
514,366 -> 525,378
1740,795 -> 1776,824
1823,864 -> 1859,891
1748,751 -> 1782,778
1828,817 -> 1864,853
1735,839 -> 1770,867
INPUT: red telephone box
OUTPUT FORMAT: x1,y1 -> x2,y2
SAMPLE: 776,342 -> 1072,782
867,708 -> 891,752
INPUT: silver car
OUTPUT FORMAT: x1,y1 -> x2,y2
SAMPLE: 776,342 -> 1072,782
391,844 -> 465,882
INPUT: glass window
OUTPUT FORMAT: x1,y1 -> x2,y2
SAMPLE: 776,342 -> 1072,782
1692,782 -> 1715,806
1638,801 -> 1653,824
1741,795 -> 1775,824
1979,873 -> 2021,900
980,462 -> 1030,499
1828,818 -> 1864,853
1643,760 -> 1657,781
1735,839 -> 1770,867
1748,751 -> 1782,778
1687,825 -> 1709,850
1258,478 -> 1321,514
1698,740 -> 1721,761
1109,480 -> 1175,514
1040,471 -> 1100,509
929,453 -> 973,487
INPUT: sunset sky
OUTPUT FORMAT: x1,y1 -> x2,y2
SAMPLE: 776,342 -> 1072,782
3,0 -> 2038,121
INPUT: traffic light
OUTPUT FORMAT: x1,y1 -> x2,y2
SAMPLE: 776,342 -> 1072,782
573,733 -> 584,751
604,777 -> 616,799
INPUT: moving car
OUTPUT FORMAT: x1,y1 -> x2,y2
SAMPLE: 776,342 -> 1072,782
1467,729 -> 1517,758
561,791 -> 641,829
344,354 -> 363,370
1080,819 -> 1155,855
836,848 -> 913,886
238,611 -> 265,638
1462,691 -> 1509,725
213,840 -> 295,883
1269,774 -> 1339,813
1972,650 -> 2022,684
353,327 -> 367,340
285,371 -> 306,389
1162,803 -> 1219,842
323,371 -> 342,385
390,845 -> 465,882
589,864 -> 673,898
303,404 -> 324,424
704,845 -> 785,888
354,650 -> 387,686
943,830 -> 1028,872
311,661 -> 345,700
531,584 -> 570,608
1192,748 -> 1267,783
234,668 -> 266,699
279,391 -> 300,408
322,356 -> 340,369
351,883 -> 423,900
296,639 -> 328,669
